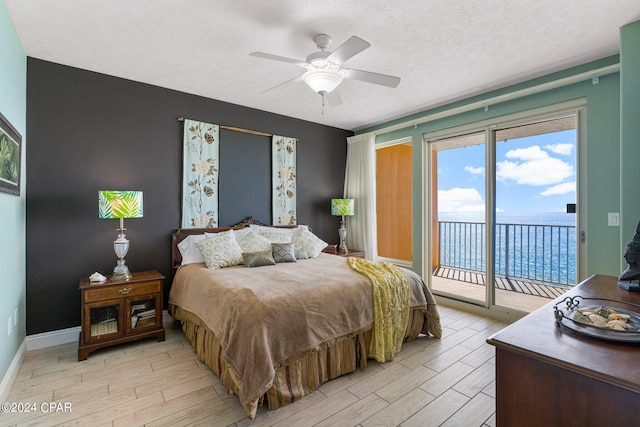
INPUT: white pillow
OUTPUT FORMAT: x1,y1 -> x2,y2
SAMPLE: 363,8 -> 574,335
293,228 -> 328,258
249,224 -> 297,234
178,234 -> 207,265
252,225 -> 296,243
194,230 -> 243,269
238,230 -> 272,253
231,227 -> 251,244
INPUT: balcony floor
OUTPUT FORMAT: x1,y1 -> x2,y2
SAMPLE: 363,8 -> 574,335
433,266 -> 571,312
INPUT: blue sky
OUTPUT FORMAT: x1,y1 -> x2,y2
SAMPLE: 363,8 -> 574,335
437,129 -> 576,213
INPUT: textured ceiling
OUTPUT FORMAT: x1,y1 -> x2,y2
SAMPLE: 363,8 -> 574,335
5,1 -> 640,131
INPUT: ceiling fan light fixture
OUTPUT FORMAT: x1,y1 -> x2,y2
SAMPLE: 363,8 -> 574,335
302,68 -> 344,94
251,33 -> 400,112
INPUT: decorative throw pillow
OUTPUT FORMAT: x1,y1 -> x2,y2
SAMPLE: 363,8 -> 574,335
272,242 -> 296,263
177,234 -> 207,265
243,250 -> 276,267
250,224 -> 297,234
194,230 -> 243,269
258,229 -> 294,244
249,224 -> 291,233
294,247 -> 308,260
238,231 -> 272,254
231,227 -> 252,245
293,227 -> 328,258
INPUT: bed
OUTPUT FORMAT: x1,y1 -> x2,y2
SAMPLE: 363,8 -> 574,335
168,225 -> 442,419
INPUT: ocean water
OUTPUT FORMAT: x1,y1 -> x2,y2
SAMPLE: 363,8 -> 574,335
438,211 -> 576,226
438,212 -> 577,285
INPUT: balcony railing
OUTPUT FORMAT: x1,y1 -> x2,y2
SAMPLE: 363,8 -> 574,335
438,221 -> 576,286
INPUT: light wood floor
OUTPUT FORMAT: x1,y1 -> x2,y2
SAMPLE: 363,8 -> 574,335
3,306 -> 506,426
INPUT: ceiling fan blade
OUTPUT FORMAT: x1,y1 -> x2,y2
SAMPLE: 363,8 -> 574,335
326,89 -> 343,107
260,74 -> 304,95
327,36 -> 370,64
342,68 -> 401,88
250,52 -> 307,67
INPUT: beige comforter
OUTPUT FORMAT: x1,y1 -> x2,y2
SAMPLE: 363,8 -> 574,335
169,253 -> 439,412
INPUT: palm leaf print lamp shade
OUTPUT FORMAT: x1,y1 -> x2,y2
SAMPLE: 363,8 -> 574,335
331,198 -> 354,254
99,191 -> 143,280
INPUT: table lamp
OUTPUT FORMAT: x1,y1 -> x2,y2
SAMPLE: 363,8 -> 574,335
331,198 -> 354,254
99,190 -> 143,279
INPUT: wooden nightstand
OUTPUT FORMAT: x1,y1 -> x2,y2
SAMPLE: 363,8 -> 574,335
322,245 -> 365,259
78,270 -> 165,361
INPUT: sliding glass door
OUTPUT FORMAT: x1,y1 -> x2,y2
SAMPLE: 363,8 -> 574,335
493,117 -> 577,311
431,131 -> 488,305
428,110 -> 579,313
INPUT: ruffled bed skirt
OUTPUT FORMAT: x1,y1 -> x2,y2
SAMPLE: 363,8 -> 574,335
169,304 -> 440,419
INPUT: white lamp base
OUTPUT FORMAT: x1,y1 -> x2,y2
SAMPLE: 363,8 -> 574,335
112,232 -> 132,280
337,218 -> 348,254
112,259 -> 132,280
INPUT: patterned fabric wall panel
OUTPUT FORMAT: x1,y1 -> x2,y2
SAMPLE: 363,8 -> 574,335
182,119 -> 219,228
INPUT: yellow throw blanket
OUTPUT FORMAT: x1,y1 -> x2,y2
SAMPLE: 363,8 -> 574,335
348,257 -> 410,362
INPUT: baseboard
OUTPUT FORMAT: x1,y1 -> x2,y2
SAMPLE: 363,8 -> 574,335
0,338 -> 26,404
25,310 -> 173,351
26,326 -> 81,351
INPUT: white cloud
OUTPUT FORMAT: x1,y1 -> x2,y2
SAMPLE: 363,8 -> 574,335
498,145 -> 573,186
545,143 -> 573,155
505,146 -> 548,161
540,181 -> 576,196
465,166 -> 485,175
438,187 -> 485,212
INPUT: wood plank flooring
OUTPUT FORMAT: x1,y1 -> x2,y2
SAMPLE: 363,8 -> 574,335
2,306 -> 505,426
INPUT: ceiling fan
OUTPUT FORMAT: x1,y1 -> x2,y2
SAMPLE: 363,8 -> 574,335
250,34 -> 401,111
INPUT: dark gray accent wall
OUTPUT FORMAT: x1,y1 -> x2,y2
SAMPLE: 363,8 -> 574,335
218,129 -> 271,225
26,58 -> 352,335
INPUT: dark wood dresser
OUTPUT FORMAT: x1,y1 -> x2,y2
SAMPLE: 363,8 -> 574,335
487,274 -> 640,426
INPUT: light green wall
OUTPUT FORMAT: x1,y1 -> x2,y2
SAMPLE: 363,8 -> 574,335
360,53 -> 626,280
619,21 -> 640,266
0,2 -> 27,385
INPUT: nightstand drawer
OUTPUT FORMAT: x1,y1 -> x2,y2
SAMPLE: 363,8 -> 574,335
83,280 -> 162,303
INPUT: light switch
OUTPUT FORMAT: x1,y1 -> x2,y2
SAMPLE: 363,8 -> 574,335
608,213 -> 620,226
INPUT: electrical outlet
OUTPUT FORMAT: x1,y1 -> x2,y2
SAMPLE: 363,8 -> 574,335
8,316 -> 12,336
14,308 -> 18,326
608,213 -> 620,226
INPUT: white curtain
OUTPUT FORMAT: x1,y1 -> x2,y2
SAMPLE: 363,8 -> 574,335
344,133 -> 377,260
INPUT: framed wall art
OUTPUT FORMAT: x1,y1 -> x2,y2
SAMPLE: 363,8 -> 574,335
0,111 -> 21,196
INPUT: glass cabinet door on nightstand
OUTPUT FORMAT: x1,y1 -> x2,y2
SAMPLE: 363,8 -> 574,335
84,300 -> 124,343
126,294 -> 161,333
